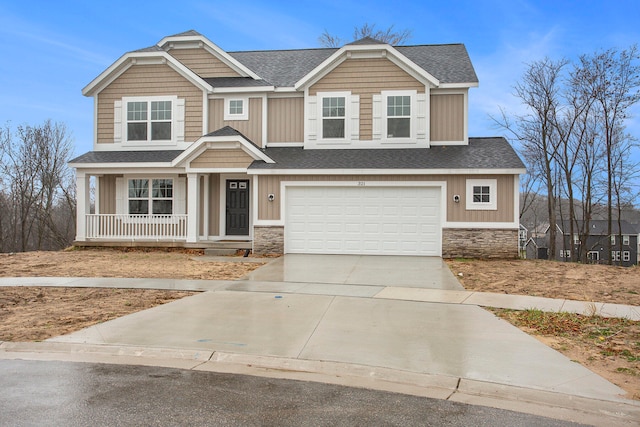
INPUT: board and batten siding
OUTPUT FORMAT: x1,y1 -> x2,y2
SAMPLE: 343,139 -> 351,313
257,174 -> 514,223
267,97 -> 304,143
190,149 -> 254,169
430,94 -> 464,142
309,58 -> 425,141
209,98 -> 263,147
167,48 -> 241,78
98,175 -> 118,214
97,64 -> 203,143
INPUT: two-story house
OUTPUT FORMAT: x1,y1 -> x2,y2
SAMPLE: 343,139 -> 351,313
69,30 -> 525,257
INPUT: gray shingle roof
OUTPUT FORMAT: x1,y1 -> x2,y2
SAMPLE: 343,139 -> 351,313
227,43 -> 477,87
250,137 -> 524,171
229,48 -> 337,88
203,77 -> 272,88
559,220 -> 639,235
69,150 -> 183,164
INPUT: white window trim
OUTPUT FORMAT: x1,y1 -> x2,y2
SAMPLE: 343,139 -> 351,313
381,90 -> 417,143
121,95 -> 178,145
623,251 -> 630,262
587,250 -> 599,261
466,179 -> 497,211
317,91 -> 351,143
115,175 -> 186,222
224,97 -> 249,121
623,235 -> 630,245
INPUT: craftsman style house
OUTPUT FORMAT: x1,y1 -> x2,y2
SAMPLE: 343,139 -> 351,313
70,30 -> 525,257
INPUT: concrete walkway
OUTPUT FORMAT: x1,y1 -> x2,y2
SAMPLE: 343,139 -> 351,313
1,255 -> 639,425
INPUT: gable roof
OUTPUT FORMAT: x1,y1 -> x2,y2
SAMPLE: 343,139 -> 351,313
85,32 -> 479,96
558,220 -> 640,235
249,137 -> 525,173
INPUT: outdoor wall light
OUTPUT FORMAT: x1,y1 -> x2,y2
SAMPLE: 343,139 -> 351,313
267,194 -> 275,202
453,195 -> 461,203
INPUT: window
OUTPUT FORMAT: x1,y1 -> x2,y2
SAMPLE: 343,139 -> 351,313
128,179 -> 173,215
587,251 -> 599,261
611,251 -> 621,262
610,235 -> 616,245
387,95 -> 411,138
560,250 -> 571,258
623,235 -> 630,246
573,234 -> 580,245
126,99 -> 172,142
322,96 -> 346,139
224,97 -> 249,120
380,90 -> 416,141
466,179 -> 497,210
623,251 -> 630,262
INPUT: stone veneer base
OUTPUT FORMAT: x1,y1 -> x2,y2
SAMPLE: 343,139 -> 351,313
442,228 -> 519,259
253,225 -> 284,255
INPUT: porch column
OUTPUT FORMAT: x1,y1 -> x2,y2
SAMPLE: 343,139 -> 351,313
75,171 -> 90,241
187,173 -> 199,243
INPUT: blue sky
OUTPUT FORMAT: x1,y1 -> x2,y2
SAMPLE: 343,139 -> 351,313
1,0 -> 639,158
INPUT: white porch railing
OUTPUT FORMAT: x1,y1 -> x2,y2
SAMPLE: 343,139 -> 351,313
85,214 -> 188,240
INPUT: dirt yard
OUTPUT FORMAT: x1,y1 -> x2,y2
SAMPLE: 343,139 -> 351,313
446,258 -> 640,306
1,249 -> 639,399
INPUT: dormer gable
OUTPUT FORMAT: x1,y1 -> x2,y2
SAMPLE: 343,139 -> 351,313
158,31 -> 261,80
295,40 -> 440,91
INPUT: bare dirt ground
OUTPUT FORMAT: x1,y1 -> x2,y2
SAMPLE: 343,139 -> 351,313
446,258 -> 640,306
1,250 -> 639,399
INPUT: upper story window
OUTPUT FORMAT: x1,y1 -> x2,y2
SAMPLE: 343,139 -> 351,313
115,95 -> 182,145
128,178 -> 173,215
127,100 -> 172,141
623,235 -> 630,245
322,96 -> 346,139
466,179 -> 497,211
224,97 -> 249,120
387,95 -> 411,138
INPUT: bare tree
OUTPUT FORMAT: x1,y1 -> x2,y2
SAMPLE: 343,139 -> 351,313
0,120 -> 76,252
319,23 -> 412,47
494,58 -> 567,259
575,46 -> 640,263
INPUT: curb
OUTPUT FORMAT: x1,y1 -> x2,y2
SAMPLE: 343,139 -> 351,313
1,341 -> 639,426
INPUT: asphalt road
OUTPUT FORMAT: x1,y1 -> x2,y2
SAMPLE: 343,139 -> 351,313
0,360 -> 586,426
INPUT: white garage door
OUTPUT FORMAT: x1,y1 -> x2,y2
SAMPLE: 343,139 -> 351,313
285,186 -> 441,256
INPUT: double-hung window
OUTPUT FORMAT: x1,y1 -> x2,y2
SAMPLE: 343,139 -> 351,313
128,178 -> 173,215
386,95 -> 411,138
322,96 -> 346,139
125,98 -> 173,142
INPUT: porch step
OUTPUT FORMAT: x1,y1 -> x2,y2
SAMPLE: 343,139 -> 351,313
204,248 -> 239,256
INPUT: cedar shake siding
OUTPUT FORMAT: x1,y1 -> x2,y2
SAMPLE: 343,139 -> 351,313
309,58 -> 425,141
256,174 -> 515,223
267,97 -> 304,143
167,47 -> 241,78
97,64 -> 203,143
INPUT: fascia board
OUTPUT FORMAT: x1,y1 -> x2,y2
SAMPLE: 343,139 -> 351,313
158,34 -> 262,80
69,162 -> 175,169
385,46 -> 440,87
247,168 -> 527,175
83,51 -> 214,96
210,86 -> 275,94
294,46 -> 349,90
439,82 -> 479,89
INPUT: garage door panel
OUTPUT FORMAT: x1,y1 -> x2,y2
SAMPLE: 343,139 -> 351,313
285,186 -> 441,256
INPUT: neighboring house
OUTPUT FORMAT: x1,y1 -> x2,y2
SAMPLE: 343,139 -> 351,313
550,220 -> 639,267
524,237 -> 548,260
69,30 -> 525,257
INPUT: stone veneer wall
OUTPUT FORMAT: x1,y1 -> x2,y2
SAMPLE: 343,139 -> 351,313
442,228 -> 518,259
253,226 -> 284,255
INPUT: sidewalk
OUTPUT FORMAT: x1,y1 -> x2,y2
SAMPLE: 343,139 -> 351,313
1,274 -> 639,426
0,276 -> 638,320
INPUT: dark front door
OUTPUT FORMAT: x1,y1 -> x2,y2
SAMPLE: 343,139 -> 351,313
226,180 -> 249,235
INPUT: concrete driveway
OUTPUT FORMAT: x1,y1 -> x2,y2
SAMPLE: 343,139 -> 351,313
47,254 -> 630,410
